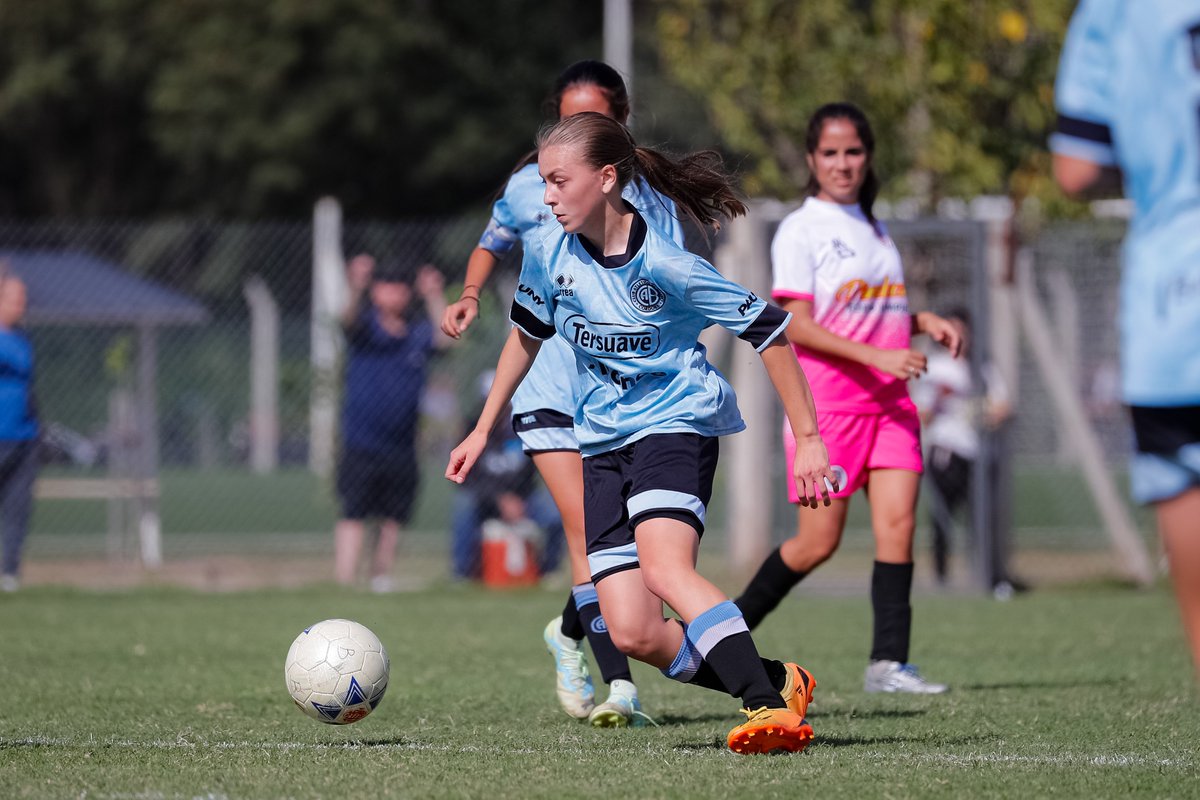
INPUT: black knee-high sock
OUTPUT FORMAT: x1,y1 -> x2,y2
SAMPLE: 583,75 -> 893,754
573,584 -> 632,684
870,561 -> 914,663
734,547 -> 807,629
662,620 -> 787,696
689,657 -> 787,694
687,601 -> 783,710
560,591 -> 584,641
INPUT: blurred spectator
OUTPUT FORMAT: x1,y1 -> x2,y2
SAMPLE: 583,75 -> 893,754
335,254 -> 448,591
451,375 -> 563,581
912,308 -> 1021,595
0,272 -> 39,592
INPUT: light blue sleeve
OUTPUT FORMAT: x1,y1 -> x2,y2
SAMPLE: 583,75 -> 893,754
509,232 -> 557,340
672,256 -> 790,349
1050,0 -> 1122,166
480,164 -> 545,254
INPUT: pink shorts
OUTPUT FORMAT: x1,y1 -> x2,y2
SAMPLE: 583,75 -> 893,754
784,405 -> 923,503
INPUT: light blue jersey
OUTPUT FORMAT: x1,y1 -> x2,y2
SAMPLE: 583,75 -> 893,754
510,211 -> 791,457
1051,0 -> 1200,405
480,163 -> 684,420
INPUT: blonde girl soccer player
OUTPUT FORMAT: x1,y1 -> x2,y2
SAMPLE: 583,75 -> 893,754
443,61 -> 684,727
447,111 -> 836,755
733,103 -> 962,694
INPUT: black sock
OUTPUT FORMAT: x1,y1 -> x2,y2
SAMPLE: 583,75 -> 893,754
734,547 -> 807,629
870,560 -> 914,663
576,592 -> 632,684
688,657 -> 786,694
702,633 -> 785,710
560,591 -> 584,641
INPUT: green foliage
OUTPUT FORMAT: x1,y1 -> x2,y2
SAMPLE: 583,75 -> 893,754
0,585 -> 1196,798
0,0 -> 602,217
656,0 -> 1078,209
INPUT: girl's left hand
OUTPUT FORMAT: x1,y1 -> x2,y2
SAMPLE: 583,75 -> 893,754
918,313 -> 963,358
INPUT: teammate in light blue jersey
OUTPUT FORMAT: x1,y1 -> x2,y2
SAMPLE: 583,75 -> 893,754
443,61 -> 681,727
1052,0 -> 1200,677
448,112 -> 838,754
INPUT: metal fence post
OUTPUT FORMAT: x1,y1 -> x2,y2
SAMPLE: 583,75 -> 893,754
310,198 -> 345,479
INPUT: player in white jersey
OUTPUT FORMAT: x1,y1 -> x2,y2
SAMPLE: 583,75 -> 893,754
1052,0 -> 1200,677
732,103 -> 961,694
443,61 -> 681,726
447,112 -> 836,754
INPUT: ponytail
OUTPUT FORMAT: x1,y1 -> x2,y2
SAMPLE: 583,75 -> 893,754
537,112 -> 746,232
633,148 -> 747,230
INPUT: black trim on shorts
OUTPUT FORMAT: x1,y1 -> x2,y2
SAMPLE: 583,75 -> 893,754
510,302 -> 556,339
628,508 -> 704,536
592,562 -> 641,584
1131,405 -> 1200,454
1055,113 -> 1113,145
512,408 -> 574,432
739,303 -> 790,350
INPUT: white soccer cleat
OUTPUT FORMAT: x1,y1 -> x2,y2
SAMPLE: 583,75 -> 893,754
0,574 -> 18,593
864,660 -> 948,694
543,616 -> 595,718
587,679 -> 655,728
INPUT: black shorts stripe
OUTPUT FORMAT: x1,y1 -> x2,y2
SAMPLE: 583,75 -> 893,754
628,508 -> 704,536
1131,405 -> 1200,454
512,408 -> 574,432
739,304 -> 790,349
510,301 -> 555,340
1055,113 -> 1113,146
592,562 -> 641,584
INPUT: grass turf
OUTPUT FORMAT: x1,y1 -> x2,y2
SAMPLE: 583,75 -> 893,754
0,582 -> 1196,798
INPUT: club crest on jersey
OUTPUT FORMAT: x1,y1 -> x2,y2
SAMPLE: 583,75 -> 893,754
629,279 -> 665,312
831,238 -> 856,259
555,273 -> 575,297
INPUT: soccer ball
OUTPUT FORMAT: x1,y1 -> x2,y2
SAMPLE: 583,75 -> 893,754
284,619 -> 389,724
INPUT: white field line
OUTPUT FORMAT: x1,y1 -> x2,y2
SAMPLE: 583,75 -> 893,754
3,736 -> 1195,770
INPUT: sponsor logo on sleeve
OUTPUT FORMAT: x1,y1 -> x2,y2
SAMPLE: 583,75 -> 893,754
518,283 -> 545,306
737,292 -> 759,316
629,278 -> 665,312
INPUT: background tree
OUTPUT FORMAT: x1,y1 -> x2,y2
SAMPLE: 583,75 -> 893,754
654,0 -> 1075,209
0,0 -> 603,217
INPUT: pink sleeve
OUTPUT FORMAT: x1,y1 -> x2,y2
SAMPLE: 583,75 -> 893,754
771,289 -> 814,302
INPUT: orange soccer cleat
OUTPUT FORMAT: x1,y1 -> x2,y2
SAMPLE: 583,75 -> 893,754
726,707 -> 814,755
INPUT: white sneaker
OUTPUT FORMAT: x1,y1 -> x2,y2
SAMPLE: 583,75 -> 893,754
543,616 -> 595,718
864,660 -> 948,694
369,575 -> 398,594
587,679 -> 656,728
0,574 -> 18,593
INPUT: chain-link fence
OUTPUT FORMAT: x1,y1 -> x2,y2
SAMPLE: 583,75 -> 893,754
0,207 -> 1154,590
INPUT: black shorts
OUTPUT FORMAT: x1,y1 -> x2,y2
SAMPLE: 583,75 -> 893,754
583,433 -> 719,583
1130,405 -> 1200,504
337,445 -> 419,523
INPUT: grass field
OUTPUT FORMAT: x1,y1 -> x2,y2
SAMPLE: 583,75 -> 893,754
1,582 -> 1196,799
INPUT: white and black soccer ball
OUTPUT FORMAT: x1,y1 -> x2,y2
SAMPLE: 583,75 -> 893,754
284,619 -> 389,724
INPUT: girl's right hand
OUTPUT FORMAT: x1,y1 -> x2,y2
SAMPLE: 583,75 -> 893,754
872,347 -> 928,381
441,297 -> 479,339
445,429 -> 489,484
793,433 -> 837,508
